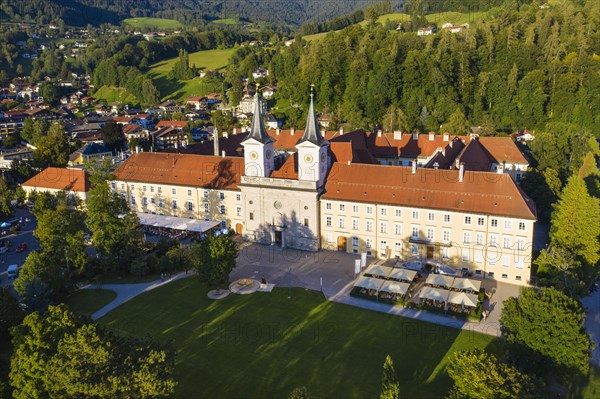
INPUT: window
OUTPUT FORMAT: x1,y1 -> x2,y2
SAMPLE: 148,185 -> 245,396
366,239 -> 372,249
120,183 -> 125,190
516,237 -> 526,251
380,240 -> 387,250
249,212 -> 254,221
411,226 -> 419,239
158,187 -> 162,194
142,197 -> 147,206
352,218 -> 359,230
442,247 -> 450,259
150,186 -> 154,193
142,185 -> 146,192
464,216 -> 471,225
366,206 -> 373,215
463,231 -> 471,244
236,207 -> 242,217
502,274 -> 508,279
158,200 -> 163,208
172,188 -> 176,195
426,227 -> 434,240
444,214 -> 450,223
352,237 -> 359,246
411,244 -> 418,255
221,221 -> 227,229
326,216 -> 332,227
491,219 -> 498,228
395,242 -> 402,252
380,222 -> 387,234
519,222 -> 526,230
111,182 -> 116,190
187,201 -> 193,211
477,217 -> 484,226
412,211 -> 419,220
326,233 -> 333,243
462,249 -> 470,262
366,220 -> 373,232
443,229 -> 450,243
204,191 -> 209,199
475,251 -> 484,264
339,204 -> 345,212
204,203 -> 209,213
516,173 -> 522,183
131,196 -> 136,205
220,192 -> 225,200
489,234 -> 498,246
187,189 -> 192,196
475,269 -> 482,275
151,198 -> 155,204
236,194 -> 241,201
504,220 -> 512,230
381,207 -> 387,217
503,236 -> 511,249
338,217 -> 345,229
476,232 -> 484,245
220,205 -> 225,214
428,212 -> 434,221
304,218 -> 309,227
325,202 -> 332,210
131,184 -> 135,190
488,272 -> 495,278
395,209 -> 401,218
172,200 -> 177,209
353,205 -> 359,213
502,255 -> 510,267
395,223 -> 402,235
516,275 -> 522,281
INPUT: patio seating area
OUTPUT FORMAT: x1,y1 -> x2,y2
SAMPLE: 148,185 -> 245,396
351,263 -> 420,304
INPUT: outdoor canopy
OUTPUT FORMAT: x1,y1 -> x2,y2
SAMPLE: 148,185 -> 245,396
363,264 -> 394,278
354,276 -> 386,291
447,291 -> 479,307
137,213 -> 220,233
387,268 -> 417,283
418,286 -> 451,302
379,280 -> 410,296
451,278 -> 482,293
425,274 -> 455,288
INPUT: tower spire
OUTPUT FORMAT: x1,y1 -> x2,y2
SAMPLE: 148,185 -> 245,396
246,93 -> 273,144
298,85 -> 325,146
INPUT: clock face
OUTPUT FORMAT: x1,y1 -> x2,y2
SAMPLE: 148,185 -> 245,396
274,201 -> 282,209
304,154 -> 313,163
250,151 -> 258,160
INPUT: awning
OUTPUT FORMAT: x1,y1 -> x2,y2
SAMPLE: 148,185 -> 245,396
387,268 -> 417,282
136,213 -> 220,233
379,280 -> 410,296
354,276 -> 385,291
425,274 -> 455,288
451,278 -> 482,293
363,264 -> 393,278
447,291 -> 479,307
418,286 -> 451,302
402,259 -> 423,271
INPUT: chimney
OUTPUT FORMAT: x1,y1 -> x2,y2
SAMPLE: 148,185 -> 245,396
459,163 -> 464,182
135,146 -> 139,154
223,131 -> 228,138
443,132 -> 449,142
429,132 -> 434,141
291,128 -> 295,136
213,130 -> 219,156
221,150 -> 226,158
347,160 -> 351,166
276,128 -> 280,135
321,129 -> 326,137
339,127 -> 344,135
377,129 -> 382,137
393,130 -> 402,140
497,164 -> 504,174
411,159 -> 417,174
233,127 -> 237,135
412,132 -> 418,140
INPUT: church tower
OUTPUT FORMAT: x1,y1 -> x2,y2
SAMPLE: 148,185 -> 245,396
241,94 -> 274,177
295,89 -> 329,187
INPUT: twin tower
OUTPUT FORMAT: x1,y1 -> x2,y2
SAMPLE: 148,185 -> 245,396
241,92 -> 329,188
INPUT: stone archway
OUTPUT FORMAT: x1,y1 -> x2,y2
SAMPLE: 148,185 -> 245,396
235,223 -> 243,234
337,236 -> 347,251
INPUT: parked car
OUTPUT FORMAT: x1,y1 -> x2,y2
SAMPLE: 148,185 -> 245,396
7,264 -> 19,279
0,247 -> 8,255
16,243 -> 27,253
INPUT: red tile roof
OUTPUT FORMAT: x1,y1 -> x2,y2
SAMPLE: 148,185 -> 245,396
323,163 -> 536,220
155,120 -> 187,129
457,139 -> 496,171
477,137 -> 529,164
271,153 -> 298,179
114,153 -> 244,190
23,167 -> 90,193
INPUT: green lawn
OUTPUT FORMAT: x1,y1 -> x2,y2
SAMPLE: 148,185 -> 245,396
122,17 -> 183,30
101,278 -> 499,398
147,48 -> 236,101
65,289 -> 117,317
93,86 -> 139,105
211,18 -> 239,25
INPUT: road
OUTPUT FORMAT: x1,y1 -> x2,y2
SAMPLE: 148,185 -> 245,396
0,208 -> 38,288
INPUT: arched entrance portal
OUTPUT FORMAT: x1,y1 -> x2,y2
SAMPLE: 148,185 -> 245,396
235,223 -> 243,235
337,236 -> 347,251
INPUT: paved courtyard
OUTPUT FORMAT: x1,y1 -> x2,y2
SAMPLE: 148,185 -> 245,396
232,242 -> 524,337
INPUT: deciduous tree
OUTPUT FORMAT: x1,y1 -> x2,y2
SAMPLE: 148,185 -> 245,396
380,355 -> 400,399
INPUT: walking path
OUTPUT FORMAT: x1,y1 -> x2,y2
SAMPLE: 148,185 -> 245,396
80,271 -> 192,320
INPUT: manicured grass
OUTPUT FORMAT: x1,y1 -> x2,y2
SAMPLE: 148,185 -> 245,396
65,289 -> 117,317
123,17 -> 183,30
211,18 -> 239,25
93,86 -> 139,105
101,278 -> 499,398
147,48 -> 236,101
